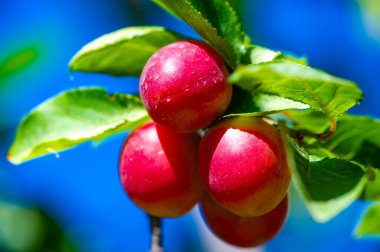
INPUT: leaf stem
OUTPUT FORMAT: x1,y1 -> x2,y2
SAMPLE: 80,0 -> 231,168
149,215 -> 163,252
290,119 -> 337,142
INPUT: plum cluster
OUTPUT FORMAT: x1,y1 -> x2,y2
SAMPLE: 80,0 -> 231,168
119,41 -> 291,248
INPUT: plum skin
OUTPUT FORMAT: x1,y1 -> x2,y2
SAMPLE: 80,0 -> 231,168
198,116 -> 291,217
139,40 -> 232,133
200,193 -> 288,248
119,121 -> 204,218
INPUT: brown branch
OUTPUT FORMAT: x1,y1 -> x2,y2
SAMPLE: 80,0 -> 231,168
149,215 -> 163,252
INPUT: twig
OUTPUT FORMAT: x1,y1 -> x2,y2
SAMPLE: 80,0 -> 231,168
289,119 -> 337,142
149,215 -> 163,252
281,111 -> 337,142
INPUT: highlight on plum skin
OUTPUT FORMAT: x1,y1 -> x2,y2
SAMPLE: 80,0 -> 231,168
200,193 -> 289,248
198,116 -> 291,217
139,40 -> 232,133
119,121 -> 204,218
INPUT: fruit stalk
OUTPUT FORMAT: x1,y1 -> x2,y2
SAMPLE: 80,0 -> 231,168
149,215 -> 163,252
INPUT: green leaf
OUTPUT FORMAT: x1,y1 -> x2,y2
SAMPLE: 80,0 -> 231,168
69,26 -> 186,76
243,45 -> 280,65
153,0 -> 247,69
0,201 -> 79,251
363,168 -> 380,201
321,115 -> 380,168
242,45 -> 307,66
225,86 -> 309,117
355,203 -> 380,237
0,201 -> 45,251
229,61 -> 363,120
275,53 -> 308,65
289,138 -> 367,222
283,110 -> 331,134
0,45 -> 39,80
8,87 -> 149,164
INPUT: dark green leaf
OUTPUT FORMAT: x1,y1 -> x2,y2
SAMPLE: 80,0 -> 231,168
355,203 -> 380,237
289,137 -> 367,222
69,26 -> 186,76
225,86 -> 309,117
321,115 -> 380,168
229,61 -> 363,120
8,87 -> 149,164
153,0 -> 247,69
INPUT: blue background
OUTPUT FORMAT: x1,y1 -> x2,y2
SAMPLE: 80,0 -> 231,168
1,0 -> 380,251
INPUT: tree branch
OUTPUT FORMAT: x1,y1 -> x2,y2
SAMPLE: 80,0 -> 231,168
149,215 -> 163,252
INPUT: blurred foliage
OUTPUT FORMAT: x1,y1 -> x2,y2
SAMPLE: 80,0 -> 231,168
0,200 -> 79,252
355,203 -> 380,237
0,45 -> 40,137
0,45 -> 39,83
358,0 -> 380,40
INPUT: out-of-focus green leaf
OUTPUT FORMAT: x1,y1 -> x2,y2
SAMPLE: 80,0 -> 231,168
229,61 -> 362,120
363,168 -> 380,201
0,201 -> 79,252
358,0 -> 380,40
152,0 -> 247,69
289,138 -> 367,222
8,87 -> 149,164
69,26 -> 186,76
355,203 -> 380,237
0,46 -> 39,80
0,201 -> 44,251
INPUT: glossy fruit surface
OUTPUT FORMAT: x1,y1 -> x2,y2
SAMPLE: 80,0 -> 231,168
198,116 -> 291,217
201,193 -> 288,248
140,41 -> 232,133
119,121 -> 203,217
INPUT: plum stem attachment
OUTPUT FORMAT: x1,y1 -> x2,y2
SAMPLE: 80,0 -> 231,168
289,119 -> 337,142
149,215 -> 163,252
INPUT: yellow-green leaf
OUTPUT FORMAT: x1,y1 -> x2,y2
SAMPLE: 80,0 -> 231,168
69,26 -> 186,76
8,87 -> 149,164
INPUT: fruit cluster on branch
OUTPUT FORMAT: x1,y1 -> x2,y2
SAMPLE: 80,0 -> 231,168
119,41 -> 291,248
